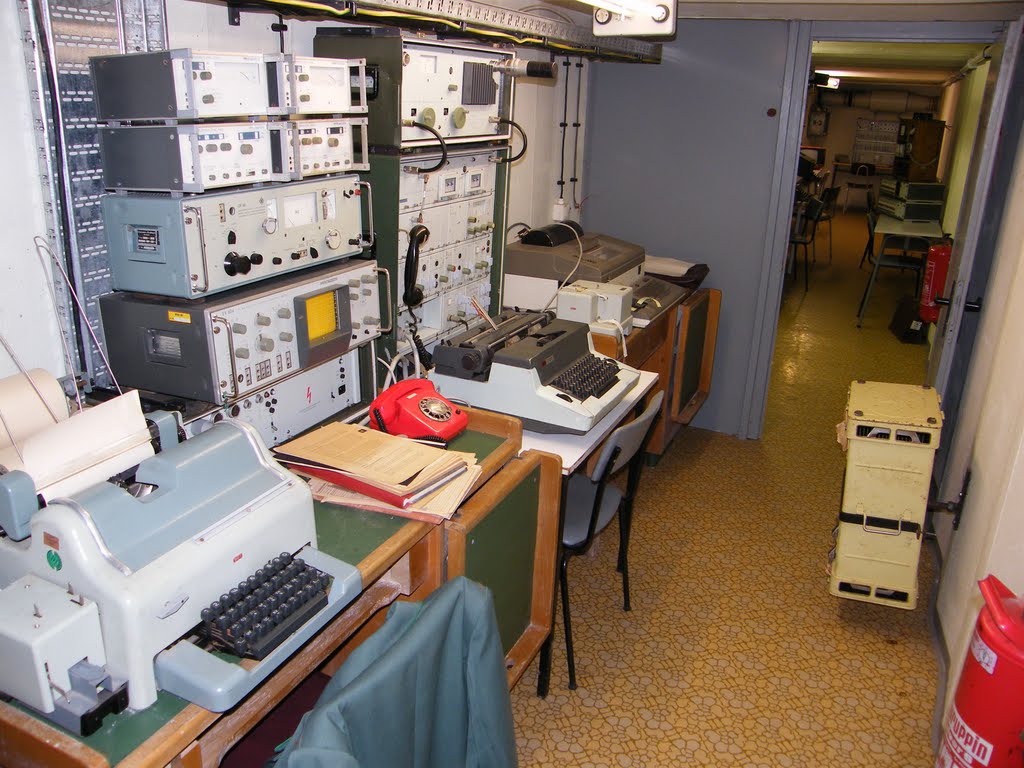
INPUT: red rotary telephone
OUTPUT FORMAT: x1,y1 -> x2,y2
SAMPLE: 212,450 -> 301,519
369,379 -> 468,443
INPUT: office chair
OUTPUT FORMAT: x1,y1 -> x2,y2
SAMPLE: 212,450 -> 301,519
816,186 -> 841,263
559,391 -> 664,690
843,163 -> 875,212
788,197 -> 825,292
856,233 -> 930,328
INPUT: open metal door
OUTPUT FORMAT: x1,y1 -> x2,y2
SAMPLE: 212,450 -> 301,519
928,19 -> 1024,489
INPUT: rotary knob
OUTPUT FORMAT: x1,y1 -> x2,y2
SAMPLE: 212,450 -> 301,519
325,229 -> 342,250
223,252 -> 251,276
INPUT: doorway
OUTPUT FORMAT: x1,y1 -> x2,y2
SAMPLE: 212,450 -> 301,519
770,40 -> 987,429
748,21 -> 1021,476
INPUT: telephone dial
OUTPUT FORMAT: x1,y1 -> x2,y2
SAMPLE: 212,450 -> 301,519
369,378 -> 468,443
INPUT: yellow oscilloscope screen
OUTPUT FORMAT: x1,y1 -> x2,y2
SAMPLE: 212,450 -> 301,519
305,291 -> 338,342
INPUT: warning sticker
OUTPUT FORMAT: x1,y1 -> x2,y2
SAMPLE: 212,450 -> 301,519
941,705 -> 993,767
168,311 -> 192,324
971,631 -> 997,675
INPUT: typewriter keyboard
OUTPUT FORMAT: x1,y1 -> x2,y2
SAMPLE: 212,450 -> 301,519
200,552 -> 331,660
551,354 -> 621,401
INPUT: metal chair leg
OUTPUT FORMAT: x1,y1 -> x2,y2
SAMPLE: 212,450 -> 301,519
559,554 -> 577,690
857,259 -> 883,327
803,243 -> 809,291
618,502 -> 632,612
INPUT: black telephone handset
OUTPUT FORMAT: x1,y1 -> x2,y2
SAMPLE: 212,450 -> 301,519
403,224 -> 430,307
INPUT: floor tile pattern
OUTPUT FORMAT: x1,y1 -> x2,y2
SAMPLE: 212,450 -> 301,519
511,210 -> 938,766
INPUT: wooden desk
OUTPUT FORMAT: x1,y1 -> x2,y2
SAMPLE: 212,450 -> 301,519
0,513 -> 442,768
874,214 -> 944,240
0,412 -> 539,768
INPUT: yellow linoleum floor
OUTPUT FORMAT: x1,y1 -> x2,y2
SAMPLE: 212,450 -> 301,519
510,209 -> 937,766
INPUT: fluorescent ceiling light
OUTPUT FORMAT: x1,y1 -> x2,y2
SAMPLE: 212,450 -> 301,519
815,72 -> 840,89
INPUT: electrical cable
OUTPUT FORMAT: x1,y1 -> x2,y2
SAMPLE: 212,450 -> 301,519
571,57 -> 584,209
608,318 -> 628,359
506,221 -> 533,236
517,4 -> 575,22
557,57 -> 570,197
230,0 -> 660,61
496,118 -> 527,164
32,237 -> 83,413
34,237 -> 122,394
402,120 -> 448,174
541,222 -> 585,311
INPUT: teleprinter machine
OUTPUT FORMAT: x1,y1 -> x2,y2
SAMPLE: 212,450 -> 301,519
505,223 -> 645,285
0,373 -> 361,734
428,311 -> 640,434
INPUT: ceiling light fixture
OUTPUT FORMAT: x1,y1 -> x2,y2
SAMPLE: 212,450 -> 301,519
589,0 -> 676,37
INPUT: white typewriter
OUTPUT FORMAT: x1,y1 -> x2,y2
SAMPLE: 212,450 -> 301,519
0,370 -> 361,735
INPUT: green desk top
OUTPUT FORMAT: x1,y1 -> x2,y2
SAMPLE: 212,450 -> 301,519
22,427 -> 508,765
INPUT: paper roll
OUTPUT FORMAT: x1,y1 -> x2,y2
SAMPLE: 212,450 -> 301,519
0,369 -> 70,453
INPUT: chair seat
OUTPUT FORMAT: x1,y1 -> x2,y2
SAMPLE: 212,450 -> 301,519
562,473 -> 623,548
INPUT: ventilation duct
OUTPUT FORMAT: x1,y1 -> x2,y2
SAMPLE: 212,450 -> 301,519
819,90 -> 938,113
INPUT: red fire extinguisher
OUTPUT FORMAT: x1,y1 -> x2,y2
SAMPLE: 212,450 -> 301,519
936,575 -> 1024,768
920,242 -> 952,324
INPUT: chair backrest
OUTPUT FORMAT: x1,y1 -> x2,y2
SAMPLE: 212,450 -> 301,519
853,163 -> 875,176
821,185 -> 841,210
590,391 -> 665,482
802,197 -> 826,236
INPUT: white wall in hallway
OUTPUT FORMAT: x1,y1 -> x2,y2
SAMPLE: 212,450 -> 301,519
0,1 -> 69,380
937,120 -> 1024,706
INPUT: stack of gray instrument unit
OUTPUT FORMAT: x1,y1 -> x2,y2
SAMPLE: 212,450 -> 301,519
877,178 -> 945,222
92,48 -> 383,446
313,29 -> 556,363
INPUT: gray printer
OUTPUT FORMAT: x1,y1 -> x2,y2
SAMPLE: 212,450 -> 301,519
504,223 -> 645,288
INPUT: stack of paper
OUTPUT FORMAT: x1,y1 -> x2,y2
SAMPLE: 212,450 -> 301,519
273,423 -> 481,522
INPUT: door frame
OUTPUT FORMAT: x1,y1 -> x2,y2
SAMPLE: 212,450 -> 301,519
743,19 -> 1016,440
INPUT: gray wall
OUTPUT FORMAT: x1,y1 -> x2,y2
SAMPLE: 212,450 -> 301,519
583,20 -> 794,436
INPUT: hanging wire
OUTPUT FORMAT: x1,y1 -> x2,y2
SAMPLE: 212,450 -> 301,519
557,57 -> 570,198
34,236 -> 122,394
571,57 -> 585,210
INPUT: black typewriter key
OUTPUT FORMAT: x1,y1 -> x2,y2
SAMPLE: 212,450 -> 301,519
293,558 -> 305,570
215,615 -> 231,632
281,552 -> 293,565
201,607 -> 214,622
229,587 -> 242,604
271,608 -> 284,625
233,639 -> 248,656
220,593 -> 230,605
